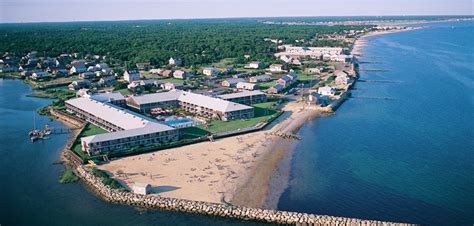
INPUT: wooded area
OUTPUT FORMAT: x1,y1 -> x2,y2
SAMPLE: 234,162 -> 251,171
0,19 -> 368,67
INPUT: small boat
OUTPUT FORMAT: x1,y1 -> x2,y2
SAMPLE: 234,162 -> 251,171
31,135 -> 44,142
43,124 -> 52,135
28,113 -> 50,142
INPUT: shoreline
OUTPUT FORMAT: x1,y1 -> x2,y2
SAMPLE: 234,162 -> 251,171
49,27 -> 414,211
96,102 -> 319,207
352,26 -> 422,56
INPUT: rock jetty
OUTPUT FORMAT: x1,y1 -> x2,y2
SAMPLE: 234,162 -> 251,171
75,165 -> 412,225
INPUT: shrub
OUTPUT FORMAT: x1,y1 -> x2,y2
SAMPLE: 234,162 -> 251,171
59,169 -> 79,184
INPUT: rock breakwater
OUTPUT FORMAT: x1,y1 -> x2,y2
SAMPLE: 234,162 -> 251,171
75,165 -> 412,225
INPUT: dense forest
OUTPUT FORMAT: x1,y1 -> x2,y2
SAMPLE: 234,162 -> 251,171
0,19 -> 369,67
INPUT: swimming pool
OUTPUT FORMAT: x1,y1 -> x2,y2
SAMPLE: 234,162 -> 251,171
162,117 -> 199,128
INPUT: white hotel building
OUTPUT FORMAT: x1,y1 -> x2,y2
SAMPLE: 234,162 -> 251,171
65,97 -> 178,155
126,90 -> 255,121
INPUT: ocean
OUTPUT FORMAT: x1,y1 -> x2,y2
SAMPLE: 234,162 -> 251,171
277,21 -> 474,226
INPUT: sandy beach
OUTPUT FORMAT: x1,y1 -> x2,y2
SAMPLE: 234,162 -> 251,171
98,101 -> 318,208
352,27 -> 421,56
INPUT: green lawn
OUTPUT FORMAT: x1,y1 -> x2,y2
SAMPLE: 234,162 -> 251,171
197,101 -> 280,134
27,88 -> 76,99
26,76 -> 79,89
116,88 -> 131,95
81,123 -> 107,137
258,81 -> 276,90
297,73 -> 318,81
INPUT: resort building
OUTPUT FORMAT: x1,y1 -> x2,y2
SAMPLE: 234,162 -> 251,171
126,91 -> 254,121
65,97 -> 178,155
275,46 -> 351,62
88,92 -> 126,107
126,91 -> 182,113
218,91 -> 267,105
178,92 -> 254,121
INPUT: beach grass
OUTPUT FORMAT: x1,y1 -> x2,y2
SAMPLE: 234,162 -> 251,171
92,168 -> 129,191
59,169 -> 79,184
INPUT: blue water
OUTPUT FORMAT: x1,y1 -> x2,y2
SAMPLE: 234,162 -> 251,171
278,21 -> 474,225
0,79 -> 267,226
164,118 -> 194,126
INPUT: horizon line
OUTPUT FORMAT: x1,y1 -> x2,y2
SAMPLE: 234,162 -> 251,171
1,14 -> 473,25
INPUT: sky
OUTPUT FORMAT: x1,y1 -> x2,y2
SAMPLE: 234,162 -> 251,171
0,0 -> 472,23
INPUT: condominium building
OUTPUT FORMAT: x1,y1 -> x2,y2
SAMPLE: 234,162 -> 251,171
218,91 -> 267,105
126,91 -> 254,121
65,97 -> 178,155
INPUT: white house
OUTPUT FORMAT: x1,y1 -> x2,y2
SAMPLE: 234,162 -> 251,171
132,183 -> 152,195
149,68 -> 163,74
173,70 -> 193,80
306,68 -> 321,74
169,57 -> 182,66
162,82 -> 184,91
279,55 -> 293,63
203,67 -> 219,77
318,86 -> 336,96
221,78 -> 245,87
123,70 -> 140,82
269,64 -> 284,72
31,71 -> 51,80
236,82 -> 258,91
247,61 -> 263,69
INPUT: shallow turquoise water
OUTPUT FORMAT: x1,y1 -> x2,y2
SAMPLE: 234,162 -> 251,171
278,21 -> 474,226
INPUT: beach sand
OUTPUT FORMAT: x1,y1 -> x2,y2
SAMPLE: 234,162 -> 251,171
98,102 -> 318,208
352,27 -> 421,56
